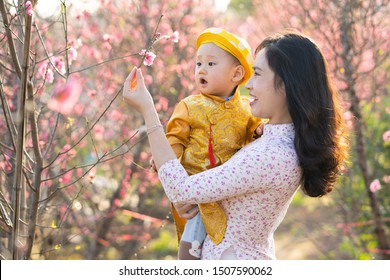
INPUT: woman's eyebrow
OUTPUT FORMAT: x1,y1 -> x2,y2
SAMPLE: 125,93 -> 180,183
253,66 -> 263,72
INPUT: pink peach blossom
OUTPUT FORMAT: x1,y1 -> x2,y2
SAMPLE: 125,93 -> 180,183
163,44 -> 173,55
93,124 -> 105,141
36,62 -> 54,84
143,74 -> 153,85
156,96 -> 169,112
140,152 -> 149,161
68,47 -> 78,63
37,62 -> 48,77
48,78 -> 82,115
171,31 -> 179,43
87,90 -> 97,98
139,49 -> 156,66
26,1 -> 33,16
343,111 -> 354,130
45,69 -> 54,83
102,33 -> 112,42
182,14 -> 196,25
369,179 -> 381,193
88,171 -> 96,183
59,172 -> 72,184
383,130 -> 390,142
52,56 -> 65,74
9,6 -> 17,17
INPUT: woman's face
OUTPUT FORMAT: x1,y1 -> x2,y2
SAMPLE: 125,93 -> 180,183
245,48 -> 291,124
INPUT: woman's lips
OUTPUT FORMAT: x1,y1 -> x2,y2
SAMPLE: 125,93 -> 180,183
249,94 -> 258,105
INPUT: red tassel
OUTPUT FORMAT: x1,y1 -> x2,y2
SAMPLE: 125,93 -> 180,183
208,124 -> 216,168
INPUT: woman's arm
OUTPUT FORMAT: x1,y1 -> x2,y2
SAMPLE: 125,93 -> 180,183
123,67 -> 177,169
158,141 -> 300,204
123,69 -> 198,217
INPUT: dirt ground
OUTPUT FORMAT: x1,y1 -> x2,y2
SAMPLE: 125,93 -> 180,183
274,194 -> 347,260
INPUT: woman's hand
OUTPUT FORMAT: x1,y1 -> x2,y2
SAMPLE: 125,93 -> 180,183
123,67 -> 154,116
174,203 -> 199,219
124,67 -> 176,170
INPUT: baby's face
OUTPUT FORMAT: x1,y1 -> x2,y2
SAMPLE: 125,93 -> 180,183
195,43 -> 241,99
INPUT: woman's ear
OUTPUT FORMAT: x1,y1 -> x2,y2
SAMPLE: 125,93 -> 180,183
278,81 -> 286,97
232,65 -> 245,83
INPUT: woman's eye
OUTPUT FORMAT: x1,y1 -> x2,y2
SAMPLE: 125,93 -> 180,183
208,62 -> 215,66
196,62 -> 201,67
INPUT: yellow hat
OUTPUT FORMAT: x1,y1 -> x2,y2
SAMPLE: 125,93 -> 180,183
196,27 -> 253,85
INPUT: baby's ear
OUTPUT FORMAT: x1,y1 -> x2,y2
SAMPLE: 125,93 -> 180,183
232,65 -> 245,83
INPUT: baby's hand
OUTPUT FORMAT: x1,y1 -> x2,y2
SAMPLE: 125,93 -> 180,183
149,158 -> 157,173
174,203 -> 199,219
254,122 -> 265,139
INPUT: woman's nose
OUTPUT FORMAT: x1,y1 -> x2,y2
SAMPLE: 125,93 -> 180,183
245,77 -> 253,90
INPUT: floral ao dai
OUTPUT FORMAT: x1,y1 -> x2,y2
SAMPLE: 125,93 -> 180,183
158,123 -> 302,259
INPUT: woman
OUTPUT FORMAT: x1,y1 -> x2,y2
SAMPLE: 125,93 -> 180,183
122,31 -> 348,260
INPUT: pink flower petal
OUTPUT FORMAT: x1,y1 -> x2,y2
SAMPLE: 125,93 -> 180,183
383,130 -> 390,142
48,77 -> 82,115
143,51 -> 156,66
171,31 -> 179,43
369,179 -> 381,193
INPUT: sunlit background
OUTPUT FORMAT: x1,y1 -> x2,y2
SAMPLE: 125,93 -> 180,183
35,0 -> 231,17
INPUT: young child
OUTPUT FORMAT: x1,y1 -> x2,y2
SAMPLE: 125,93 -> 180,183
163,28 -> 261,259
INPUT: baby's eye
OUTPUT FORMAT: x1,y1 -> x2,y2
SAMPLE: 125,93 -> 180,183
208,62 -> 216,66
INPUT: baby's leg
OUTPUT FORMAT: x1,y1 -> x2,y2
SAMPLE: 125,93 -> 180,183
178,212 -> 206,260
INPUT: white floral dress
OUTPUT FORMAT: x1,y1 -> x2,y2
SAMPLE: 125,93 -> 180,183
158,123 -> 302,260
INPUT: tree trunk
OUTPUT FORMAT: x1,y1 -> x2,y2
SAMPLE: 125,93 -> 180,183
348,87 -> 390,259
89,134 -> 148,259
340,8 -> 390,259
9,0 -> 34,260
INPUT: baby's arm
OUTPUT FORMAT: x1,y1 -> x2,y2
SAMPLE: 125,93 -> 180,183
165,100 -> 190,158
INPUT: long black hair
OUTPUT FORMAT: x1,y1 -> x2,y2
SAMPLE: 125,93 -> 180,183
256,31 -> 349,197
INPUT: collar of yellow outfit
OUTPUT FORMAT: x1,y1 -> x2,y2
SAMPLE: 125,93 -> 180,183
196,27 -> 254,86
201,87 -> 240,103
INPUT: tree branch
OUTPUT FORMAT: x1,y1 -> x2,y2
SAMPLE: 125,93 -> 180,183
0,0 -> 22,78
12,0 -> 34,259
